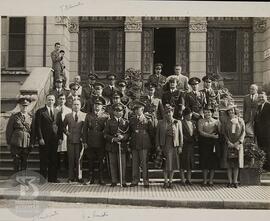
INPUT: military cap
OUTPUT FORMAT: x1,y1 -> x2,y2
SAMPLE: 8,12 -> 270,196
112,103 -> 125,112
94,97 -> 106,105
202,75 -> 213,83
182,107 -> 192,116
88,73 -> 98,80
94,82 -> 105,89
164,104 -> 174,113
55,77 -> 64,83
224,104 -> 237,111
116,79 -> 127,87
188,77 -> 201,85
107,73 -> 117,80
69,82 -> 80,90
203,104 -> 215,112
112,90 -> 123,98
145,82 -> 157,89
132,100 -> 146,109
154,63 -> 163,68
17,95 -> 32,106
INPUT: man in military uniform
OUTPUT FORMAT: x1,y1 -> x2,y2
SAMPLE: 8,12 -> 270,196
106,91 -> 129,119
50,77 -> 70,104
185,77 -> 207,121
162,77 -> 185,120
82,97 -> 109,185
116,79 -> 130,106
102,74 -> 117,102
147,63 -> 167,99
104,103 -> 129,187
200,76 -> 220,108
84,82 -> 110,113
81,73 -> 98,105
66,82 -> 81,109
6,96 -> 35,172
129,101 -> 154,188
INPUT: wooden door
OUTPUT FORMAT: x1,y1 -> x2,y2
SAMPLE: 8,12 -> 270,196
207,28 -> 253,95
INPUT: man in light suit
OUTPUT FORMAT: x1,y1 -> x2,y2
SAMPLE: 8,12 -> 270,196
166,65 -> 189,92
63,99 -> 86,183
243,84 -> 259,137
35,94 -> 63,183
254,91 -> 270,171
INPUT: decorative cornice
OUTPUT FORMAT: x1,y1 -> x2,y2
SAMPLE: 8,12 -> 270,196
253,18 -> 267,33
124,17 -> 142,32
55,16 -> 79,33
189,22 -> 207,33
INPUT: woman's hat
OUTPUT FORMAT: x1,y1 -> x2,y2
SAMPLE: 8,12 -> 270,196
164,104 -> 174,113
145,82 -> 157,89
203,104 -> 214,111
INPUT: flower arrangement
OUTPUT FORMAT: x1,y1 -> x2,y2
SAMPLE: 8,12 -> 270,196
244,137 -> 266,174
125,68 -> 143,98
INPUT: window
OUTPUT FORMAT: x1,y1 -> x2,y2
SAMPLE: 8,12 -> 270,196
8,17 -> 26,68
219,31 -> 237,72
94,30 -> 110,72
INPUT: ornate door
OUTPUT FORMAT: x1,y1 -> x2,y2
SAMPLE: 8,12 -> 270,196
207,28 -> 253,95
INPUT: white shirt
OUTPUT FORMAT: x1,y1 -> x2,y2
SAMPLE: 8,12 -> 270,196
46,106 -> 54,114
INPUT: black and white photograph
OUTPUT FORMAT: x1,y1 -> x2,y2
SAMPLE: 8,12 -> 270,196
0,0 -> 270,220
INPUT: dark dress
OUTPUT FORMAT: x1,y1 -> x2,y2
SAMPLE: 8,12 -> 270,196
179,120 -> 197,170
198,118 -> 219,170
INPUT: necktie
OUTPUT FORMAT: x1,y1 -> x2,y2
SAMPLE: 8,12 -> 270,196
50,108 -> 54,120
75,112 -> 78,122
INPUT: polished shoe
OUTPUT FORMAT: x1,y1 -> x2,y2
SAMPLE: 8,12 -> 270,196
233,183 -> 238,188
163,183 -> 169,189
208,183 -> 214,187
201,182 -> 208,187
185,180 -> 192,185
99,179 -> 106,186
50,179 -> 60,183
110,183 -> 117,187
68,179 -> 75,183
122,183 -> 128,188
78,179 -> 84,184
168,182 -> 173,189
227,183 -> 232,188
144,183 -> 150,188
130,183 -> 138,187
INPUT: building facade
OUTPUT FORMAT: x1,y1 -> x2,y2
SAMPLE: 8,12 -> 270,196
1,16 -> 270,106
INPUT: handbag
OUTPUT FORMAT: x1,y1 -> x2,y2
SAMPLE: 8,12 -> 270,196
227,147 -> 238,159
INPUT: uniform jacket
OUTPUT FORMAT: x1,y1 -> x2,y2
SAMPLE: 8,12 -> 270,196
35,106 -> 63,143
82,111 -> 109,147
200,88 -> 220,107
129,115 -> 154,150
102,85 -> 117,100
63,111 -> 86,144
155,118 -> 183,148
243,94 -> 259,123
140,95 -> 164,120
147,74 -> 167,98
104,117 -> 129,153
254,102 -> 270,139
185,91 -> 207,114
6,112 -> 35,148
81,84 -> 95,103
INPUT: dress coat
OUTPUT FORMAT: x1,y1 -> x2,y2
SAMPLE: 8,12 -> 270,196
35,106 -> 63,143
6,112 -> 35,148
222,117 -> 245,168
63,111 -> 86,144
104,117 -> 129,153
51,49 -> 62,78
56,105 -> 72,152
155,118 -> 183,149
81,84 -> 95,104
129,115 -> 154,150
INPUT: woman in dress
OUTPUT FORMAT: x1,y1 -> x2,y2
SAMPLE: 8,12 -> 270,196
198,106 -> 220,186
222,105 -> 245,188
179,107 -> 198,185
156,104 -> 183,189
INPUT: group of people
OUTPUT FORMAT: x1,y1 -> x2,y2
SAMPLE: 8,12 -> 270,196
5,53 -> 270,189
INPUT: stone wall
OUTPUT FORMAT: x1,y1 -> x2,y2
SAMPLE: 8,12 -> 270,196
262,18 -> 270,89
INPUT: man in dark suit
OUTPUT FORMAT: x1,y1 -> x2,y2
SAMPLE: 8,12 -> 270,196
254,91 -> 270,171
185,77 -> 207,121
82,98 -> 109,185
243,84 -> 259,137
162,76 -> 185,120
35,94 -> 63,183
102,74 -> 117,102
51,42 -> 63,86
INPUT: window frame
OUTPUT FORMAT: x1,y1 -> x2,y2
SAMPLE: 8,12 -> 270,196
5,16 -> 27,71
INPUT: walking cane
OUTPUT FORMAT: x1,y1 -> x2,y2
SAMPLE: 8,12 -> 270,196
118,141 -> 123,187
78,144 -> 85,180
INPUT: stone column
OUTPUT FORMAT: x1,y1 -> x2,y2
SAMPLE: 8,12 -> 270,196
124,17 -> 142,71
262,18 -> 270,89
189,17 -> 207,86
253,18 -> 266,87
